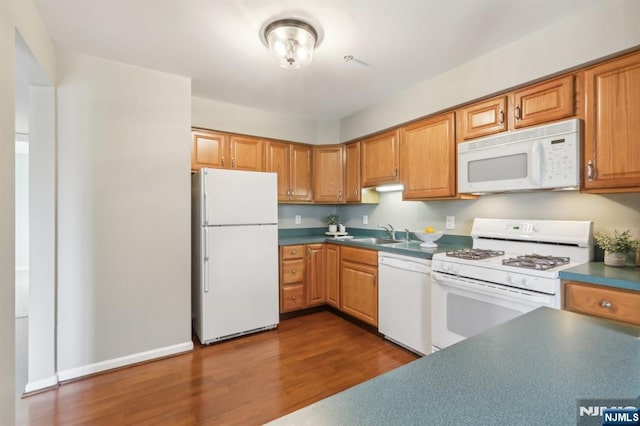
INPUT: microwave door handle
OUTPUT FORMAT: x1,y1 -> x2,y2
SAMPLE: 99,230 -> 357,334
531,142 -> 543,185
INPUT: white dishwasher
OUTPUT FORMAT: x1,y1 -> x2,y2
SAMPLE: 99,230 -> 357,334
378,252 -> 431,355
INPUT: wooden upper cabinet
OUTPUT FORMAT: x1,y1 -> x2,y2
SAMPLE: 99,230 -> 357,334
583,51 -> 640,192
512,75 -> 575,129
345,142 -> 361,202
361,130 -> 400,187
191,129 -> 229,171
290,144 -> 313,202
401,112 -> 456,199
265,140 -> 291,201
265,141 -> 313,203
313,145 -> 345,203
229,135 -> 264,171
457,96 -> 507,141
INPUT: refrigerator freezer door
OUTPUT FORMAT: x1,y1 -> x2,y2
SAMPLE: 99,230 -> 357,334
197,224 -> 279,343
202,168 -> 277,225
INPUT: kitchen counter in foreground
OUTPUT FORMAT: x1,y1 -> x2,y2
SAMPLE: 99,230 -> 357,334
270,307 -> 640,425
560,262 -> 640,292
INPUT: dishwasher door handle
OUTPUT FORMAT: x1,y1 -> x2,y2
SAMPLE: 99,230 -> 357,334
379,258 -> 430,274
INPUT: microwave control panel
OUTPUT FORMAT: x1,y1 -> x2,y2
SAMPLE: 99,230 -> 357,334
540,134 -> 579,186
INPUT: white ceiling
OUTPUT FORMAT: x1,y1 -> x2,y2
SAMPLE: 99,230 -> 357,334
34,0 -> 599,121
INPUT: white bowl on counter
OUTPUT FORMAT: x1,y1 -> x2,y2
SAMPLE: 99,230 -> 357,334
413,230 -> 444,248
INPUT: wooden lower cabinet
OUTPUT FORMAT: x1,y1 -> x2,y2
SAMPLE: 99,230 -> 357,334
279,245 -> 305,313
279,243 -> 326,313
326,244 -> 340,308
339,246 -> 378,326
306,244 -> 327,306
563,280 -> 640,327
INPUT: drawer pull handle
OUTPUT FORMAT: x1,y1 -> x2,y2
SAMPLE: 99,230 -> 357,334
600,300 -> 612,309
292,296 -> 296,301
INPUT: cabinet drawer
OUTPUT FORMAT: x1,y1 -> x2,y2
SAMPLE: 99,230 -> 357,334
281,245 -> 304,260
281,259 -> 305,284
281,284 -> 305,312
564,281 -> 640,327
340,246 -> 378,266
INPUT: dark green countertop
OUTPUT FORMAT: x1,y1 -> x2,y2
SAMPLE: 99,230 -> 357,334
560,262 -> 640,292
270,307 -> 640,425
278,228 -> 471,260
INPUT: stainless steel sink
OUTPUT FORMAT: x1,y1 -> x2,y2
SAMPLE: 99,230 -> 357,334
351,237 -> 403,245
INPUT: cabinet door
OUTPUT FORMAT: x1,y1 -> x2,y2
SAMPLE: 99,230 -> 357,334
401,112 -> 456,199
326,244 -> 340,308
361,130 -> 400,187
513,75 -> 574,129
229,135 -> 264,171
345,142 -> 361,202
191,130 -> 229,171
583,52 -> 640,192
290,144 -> 313,202
457,95 -> 507,141
306,244 -> 326,306
340,260 -> 378,326
313,145 -> 345,203
265,140 -> 291,201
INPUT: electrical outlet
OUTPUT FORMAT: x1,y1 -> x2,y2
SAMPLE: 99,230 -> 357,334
295,215 -> 301,225
446,216 -> 455,229
363,215 -> 368,225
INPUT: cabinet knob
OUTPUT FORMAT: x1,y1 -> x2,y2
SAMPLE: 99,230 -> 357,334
291,250 -> 296,255
291,269 -> 296,274
292,296 -> 296,301
600,300 -> 612,309
338,190 -> 343,199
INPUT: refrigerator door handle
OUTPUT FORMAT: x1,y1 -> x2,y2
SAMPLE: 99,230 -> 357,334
202,169 -> 208,225
203,227 -> 209,293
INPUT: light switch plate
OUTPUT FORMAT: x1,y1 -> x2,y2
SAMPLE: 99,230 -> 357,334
446,216 -> 455,229
363,215 -> 368,225
295,215 -> 301,224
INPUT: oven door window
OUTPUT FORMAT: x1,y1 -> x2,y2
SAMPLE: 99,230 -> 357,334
447,293 -> 522,339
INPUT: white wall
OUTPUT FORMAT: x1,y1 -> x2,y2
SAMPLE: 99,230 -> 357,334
192,96 -> 319,144
340,1 -> 640,141
0,0 -> 55,421
0,4 -> 16,422
338,191 -> 640,238
27,84 -> 56,392
15,141 -> 28,318
56,50 -> 192,378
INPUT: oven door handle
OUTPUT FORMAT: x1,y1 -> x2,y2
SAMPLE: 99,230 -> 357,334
431,271 -> 552,305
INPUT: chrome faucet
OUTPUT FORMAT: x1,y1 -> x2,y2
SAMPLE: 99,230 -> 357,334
378,224 -> 395,240
404,229 -> 411,241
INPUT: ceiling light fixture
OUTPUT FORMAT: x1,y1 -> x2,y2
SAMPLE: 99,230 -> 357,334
264,19 -> 317,69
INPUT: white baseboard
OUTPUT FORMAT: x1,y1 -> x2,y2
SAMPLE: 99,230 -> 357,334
57,341 -> 194,382
24,375 -> 58,394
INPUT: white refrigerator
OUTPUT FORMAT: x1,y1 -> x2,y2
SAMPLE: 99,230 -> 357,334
192,168 -> 279,344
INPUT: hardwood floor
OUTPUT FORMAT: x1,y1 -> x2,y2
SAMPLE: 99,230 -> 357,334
16,311 -> 418,425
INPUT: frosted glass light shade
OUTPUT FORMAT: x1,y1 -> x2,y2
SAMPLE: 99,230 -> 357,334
265,19 -> 317,69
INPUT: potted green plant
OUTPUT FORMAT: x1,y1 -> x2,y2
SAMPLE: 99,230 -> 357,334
594,229 -> 638,266
326,214 -> 341,233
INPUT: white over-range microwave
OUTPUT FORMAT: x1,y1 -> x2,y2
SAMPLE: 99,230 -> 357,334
458,118 -> 580,194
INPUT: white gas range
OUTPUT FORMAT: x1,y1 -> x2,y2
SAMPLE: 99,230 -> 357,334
431,218 -> 593,351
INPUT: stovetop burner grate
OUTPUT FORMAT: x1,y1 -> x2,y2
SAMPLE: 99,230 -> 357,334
502,254 -> 570,271
446,249 -> 505,260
